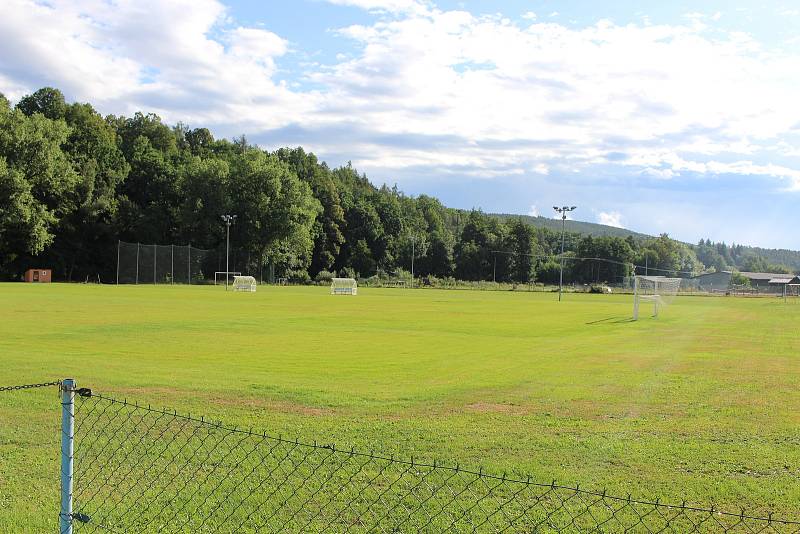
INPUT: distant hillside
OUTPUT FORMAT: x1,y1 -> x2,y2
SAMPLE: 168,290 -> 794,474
739,246 -> 800,271
492,213 -> 800,271
490,213 -> 652,240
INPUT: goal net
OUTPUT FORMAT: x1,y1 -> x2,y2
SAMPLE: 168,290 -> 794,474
232,275 -> 257,292
633,276 -> 681,320
331,277 -> 357,295
215,271 -> 241,285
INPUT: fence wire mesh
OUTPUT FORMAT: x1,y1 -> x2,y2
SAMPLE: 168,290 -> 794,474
116,241 -> 213,284
65,391 -> 800,534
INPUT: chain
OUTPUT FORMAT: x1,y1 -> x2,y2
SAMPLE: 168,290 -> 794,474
0,380 -> 62,392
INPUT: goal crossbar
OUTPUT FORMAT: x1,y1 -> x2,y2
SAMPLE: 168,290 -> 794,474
633,276 -> 680,320
214,271 -> 241,285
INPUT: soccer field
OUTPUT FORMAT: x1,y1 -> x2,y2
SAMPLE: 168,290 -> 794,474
1,283 -> 799,530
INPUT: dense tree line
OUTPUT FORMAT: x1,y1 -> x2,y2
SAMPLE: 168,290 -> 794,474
1,87 -> 790,284
693,239 -> 793,274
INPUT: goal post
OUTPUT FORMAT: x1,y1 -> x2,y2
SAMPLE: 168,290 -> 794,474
331,277 -> 357,295
232,275 -> 257,292
633,275 -> 681,320
215,271 -> 241,285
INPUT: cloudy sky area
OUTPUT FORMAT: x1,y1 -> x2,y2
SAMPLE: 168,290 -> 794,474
2,0 -> 800,248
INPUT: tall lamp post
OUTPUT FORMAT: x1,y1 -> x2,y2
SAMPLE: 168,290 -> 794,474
553,205 -> 577,302
410,235 -> 416,288
221,214 -> 237,291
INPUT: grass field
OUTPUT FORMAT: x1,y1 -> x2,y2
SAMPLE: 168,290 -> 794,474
1,283 -> 799,531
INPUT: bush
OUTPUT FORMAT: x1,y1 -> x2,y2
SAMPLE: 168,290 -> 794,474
588,284 -> 611,294
315,270 -> 335,283
339,267 -> 357,279
289,271 -> 311,284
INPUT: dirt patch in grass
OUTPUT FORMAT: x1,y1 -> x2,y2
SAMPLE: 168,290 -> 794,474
213,396 -> 335,417
463,402 -> 528,414
110,386 -> 334,417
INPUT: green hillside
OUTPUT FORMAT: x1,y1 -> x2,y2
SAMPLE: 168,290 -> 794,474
490,213 -> 652,240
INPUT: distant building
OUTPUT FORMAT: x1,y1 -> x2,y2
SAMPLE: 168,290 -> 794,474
24,269 -> 52,283
693,271 -> 800,293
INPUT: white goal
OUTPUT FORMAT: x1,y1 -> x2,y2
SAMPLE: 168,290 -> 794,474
331,277 -> 357,295
232,275 -> 257,292
633,275 -> 681,320
215,271 -> 241,285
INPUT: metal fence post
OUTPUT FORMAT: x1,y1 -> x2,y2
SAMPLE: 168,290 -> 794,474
60,378 -> 75,534
116,241 -> 120,285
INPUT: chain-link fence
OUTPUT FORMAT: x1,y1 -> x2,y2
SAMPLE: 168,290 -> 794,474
3,381 -> 800,533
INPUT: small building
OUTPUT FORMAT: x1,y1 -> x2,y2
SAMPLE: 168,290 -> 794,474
24,269 -> 52,283
768,276 -> 800,296
740,272 -> 798,293
693,270 -> 799,294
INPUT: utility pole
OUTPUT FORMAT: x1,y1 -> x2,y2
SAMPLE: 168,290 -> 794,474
221,214 -> 237,291
553,205 -> 577,302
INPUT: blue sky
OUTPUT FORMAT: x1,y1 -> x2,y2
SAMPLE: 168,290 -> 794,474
2,0 -> 800,248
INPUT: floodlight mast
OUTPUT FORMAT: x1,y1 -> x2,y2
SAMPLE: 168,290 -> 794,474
553,205 -> 577,302
221,214 -> 237,291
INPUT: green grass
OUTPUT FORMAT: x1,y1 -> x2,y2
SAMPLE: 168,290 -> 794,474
2,283 -> 799,531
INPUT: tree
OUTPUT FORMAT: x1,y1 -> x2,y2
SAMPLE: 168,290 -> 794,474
638,234 -> 700,277
740,254 -> 769,273
185,128 -> 215,156
0,102 -> 78,276
423,231 -> 454,277
16,87 -> 67,120
176,157 -> 229,248
44,102 -> 130,280
229,150 -> 320,277
0,159 -> 55,274
454,210 -> 496,280
507,219 -> 536,283
275,148 -> 345,276
575,235 -> 634,283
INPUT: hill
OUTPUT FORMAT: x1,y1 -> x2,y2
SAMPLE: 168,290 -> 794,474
490,213 -> 652,240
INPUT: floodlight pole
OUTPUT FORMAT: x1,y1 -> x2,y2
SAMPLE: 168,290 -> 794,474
221,214 -> 237,291
553,205 -> 577,302
411,236 -> 415,289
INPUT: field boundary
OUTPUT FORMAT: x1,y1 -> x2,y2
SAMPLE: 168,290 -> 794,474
5,380 -> 800,533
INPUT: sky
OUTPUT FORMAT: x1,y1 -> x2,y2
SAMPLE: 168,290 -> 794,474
2,1 -> 800,248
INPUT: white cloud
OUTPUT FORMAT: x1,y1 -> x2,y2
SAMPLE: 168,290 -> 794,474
527,205 -> 538,217
1,0 -> 799,195
598,211 -> 624,228
522,11 -> 537,21
0,0 -> 308,127
325,0 -> 429,14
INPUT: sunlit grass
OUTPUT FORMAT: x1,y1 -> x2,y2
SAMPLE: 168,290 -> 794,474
1,283 -> 799,531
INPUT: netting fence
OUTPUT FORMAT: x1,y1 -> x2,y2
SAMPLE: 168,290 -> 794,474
116,241 -> 215,284
3,380 -> 800,533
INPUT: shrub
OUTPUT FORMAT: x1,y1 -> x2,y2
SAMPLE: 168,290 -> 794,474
315,270 -> 335,283
339,267 -> 357,279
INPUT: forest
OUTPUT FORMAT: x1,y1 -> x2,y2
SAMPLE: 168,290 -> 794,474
1,87 -> 795,284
